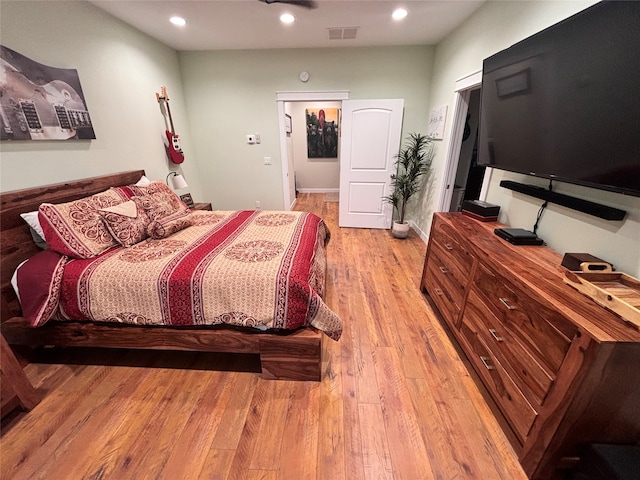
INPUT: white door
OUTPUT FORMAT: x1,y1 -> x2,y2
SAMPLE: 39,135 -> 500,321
339,99 -> 404,228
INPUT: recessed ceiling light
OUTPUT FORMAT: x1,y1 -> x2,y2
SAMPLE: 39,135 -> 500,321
170,16 -> 186,27
280,13 -> 295,24
392,8 -> 408,21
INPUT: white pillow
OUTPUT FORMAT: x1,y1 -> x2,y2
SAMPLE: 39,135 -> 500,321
10,259 -> 28,303
20,210 -> 45,238
135,175 -> 152,186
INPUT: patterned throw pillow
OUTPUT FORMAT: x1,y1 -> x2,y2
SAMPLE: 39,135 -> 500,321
132,190 -> 189,222
99,200 -> 151,247
38,189 -> 124,259
147,210 -> 192,239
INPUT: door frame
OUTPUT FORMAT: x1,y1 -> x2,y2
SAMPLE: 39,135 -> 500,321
276,90 -> 350,210
436,70 -> 493,212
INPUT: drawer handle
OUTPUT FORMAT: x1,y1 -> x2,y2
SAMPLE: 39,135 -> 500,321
499,297 -> 516,310
444,243 -> 454,251
439,267 -> 448,274
434,288 -> 443,296
480,356 -> 495,370
489,329 -> 504,342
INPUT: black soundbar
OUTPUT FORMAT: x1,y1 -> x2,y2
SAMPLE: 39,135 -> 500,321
499,180 -> 626,221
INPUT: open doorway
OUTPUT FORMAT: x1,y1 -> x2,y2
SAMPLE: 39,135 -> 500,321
277,92 -> 404,229
448,88 -> 486,211
276,91 -> 349,210
286,101 -> 341,203
437,70 -> 491,213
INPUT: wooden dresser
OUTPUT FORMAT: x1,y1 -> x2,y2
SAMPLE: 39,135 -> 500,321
421,213 -> 640,479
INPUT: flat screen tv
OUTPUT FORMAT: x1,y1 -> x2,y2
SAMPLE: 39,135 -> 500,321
477,1 -> 640,198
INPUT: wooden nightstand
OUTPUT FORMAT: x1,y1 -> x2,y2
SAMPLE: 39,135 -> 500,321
192,203 -> 212,211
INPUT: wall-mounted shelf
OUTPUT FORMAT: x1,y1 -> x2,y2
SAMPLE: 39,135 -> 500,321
499,180 -> 626,221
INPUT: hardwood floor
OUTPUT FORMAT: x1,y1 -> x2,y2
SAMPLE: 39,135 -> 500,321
0,194 -> 527,480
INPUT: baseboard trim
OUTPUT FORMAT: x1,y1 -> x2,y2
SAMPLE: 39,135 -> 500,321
408,220 -> 429,245
297,188 -> 339,194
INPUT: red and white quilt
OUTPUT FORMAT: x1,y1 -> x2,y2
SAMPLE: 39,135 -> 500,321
17,210 -> 342,340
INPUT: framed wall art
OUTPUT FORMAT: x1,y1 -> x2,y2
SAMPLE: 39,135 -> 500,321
428,105 -> 448,140
306,107 -> 339,158
0,45 -> 95,141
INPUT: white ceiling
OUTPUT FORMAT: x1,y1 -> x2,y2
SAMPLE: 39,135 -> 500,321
90,0 -> 486,51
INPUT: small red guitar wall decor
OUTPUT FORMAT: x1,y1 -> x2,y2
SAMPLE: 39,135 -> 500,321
156,85 -> 184,164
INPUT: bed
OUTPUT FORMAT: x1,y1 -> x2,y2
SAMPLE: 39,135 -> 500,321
0,170 -> 341,381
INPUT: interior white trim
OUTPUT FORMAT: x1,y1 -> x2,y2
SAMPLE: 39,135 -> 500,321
276,90 -> 350,210
454,70 -> 483,92
436,70 -> 482,212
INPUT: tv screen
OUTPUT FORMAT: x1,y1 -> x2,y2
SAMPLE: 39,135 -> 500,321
477,1 -> 640,197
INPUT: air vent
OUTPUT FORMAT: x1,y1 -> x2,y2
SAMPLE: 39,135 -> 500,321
328,26 -> 359,40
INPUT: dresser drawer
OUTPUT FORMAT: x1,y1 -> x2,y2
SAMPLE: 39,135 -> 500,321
459,313 -> 538,443
430,220 -> 474,274
465,288 -> 554,406
424,257 -> 462,328
473,262 -> 576,374
429,241 -> 469,306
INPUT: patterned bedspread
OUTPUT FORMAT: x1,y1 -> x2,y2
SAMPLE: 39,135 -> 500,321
23,210 -> 342,340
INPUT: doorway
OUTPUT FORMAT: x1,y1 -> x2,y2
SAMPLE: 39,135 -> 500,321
286,101 -> 341,203
277,93 -> 405,231
437,70 -> 492,213
448,89 -> 486,211
276,91 -> 349,210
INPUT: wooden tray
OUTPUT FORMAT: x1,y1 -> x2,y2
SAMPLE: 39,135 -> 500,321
564,271 -> 640,330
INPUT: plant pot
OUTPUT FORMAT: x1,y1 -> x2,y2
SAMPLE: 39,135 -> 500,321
391,221 -> 410,239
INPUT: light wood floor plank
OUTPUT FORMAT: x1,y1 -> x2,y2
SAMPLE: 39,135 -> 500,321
0,193 -> 527,480
198,449 -> 235,480
248,381 -> 289,470
160,371 -> 236,479
316,337 -> 346,480
358,403 -> 394,480
277,382 -> 320,480
373,346 -> 435,480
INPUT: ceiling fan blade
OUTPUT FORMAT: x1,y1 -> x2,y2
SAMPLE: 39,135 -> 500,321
260,0 -> 318,9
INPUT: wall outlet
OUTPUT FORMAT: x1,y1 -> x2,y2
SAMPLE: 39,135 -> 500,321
263,157 -> 272,165
255,200 -> 261,209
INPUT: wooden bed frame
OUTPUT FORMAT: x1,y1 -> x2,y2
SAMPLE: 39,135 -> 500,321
0,170 -> 323,381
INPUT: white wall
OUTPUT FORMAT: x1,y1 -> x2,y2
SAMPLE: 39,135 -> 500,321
291,101 -> 340,191
0,1 -> 203,202
414,0 -> 640,279
179,46 -> 434,210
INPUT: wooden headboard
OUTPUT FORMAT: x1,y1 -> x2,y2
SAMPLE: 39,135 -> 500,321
0,170 -> 145,322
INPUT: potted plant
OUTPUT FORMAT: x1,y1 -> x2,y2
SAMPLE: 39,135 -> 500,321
384,132 -> 435,238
